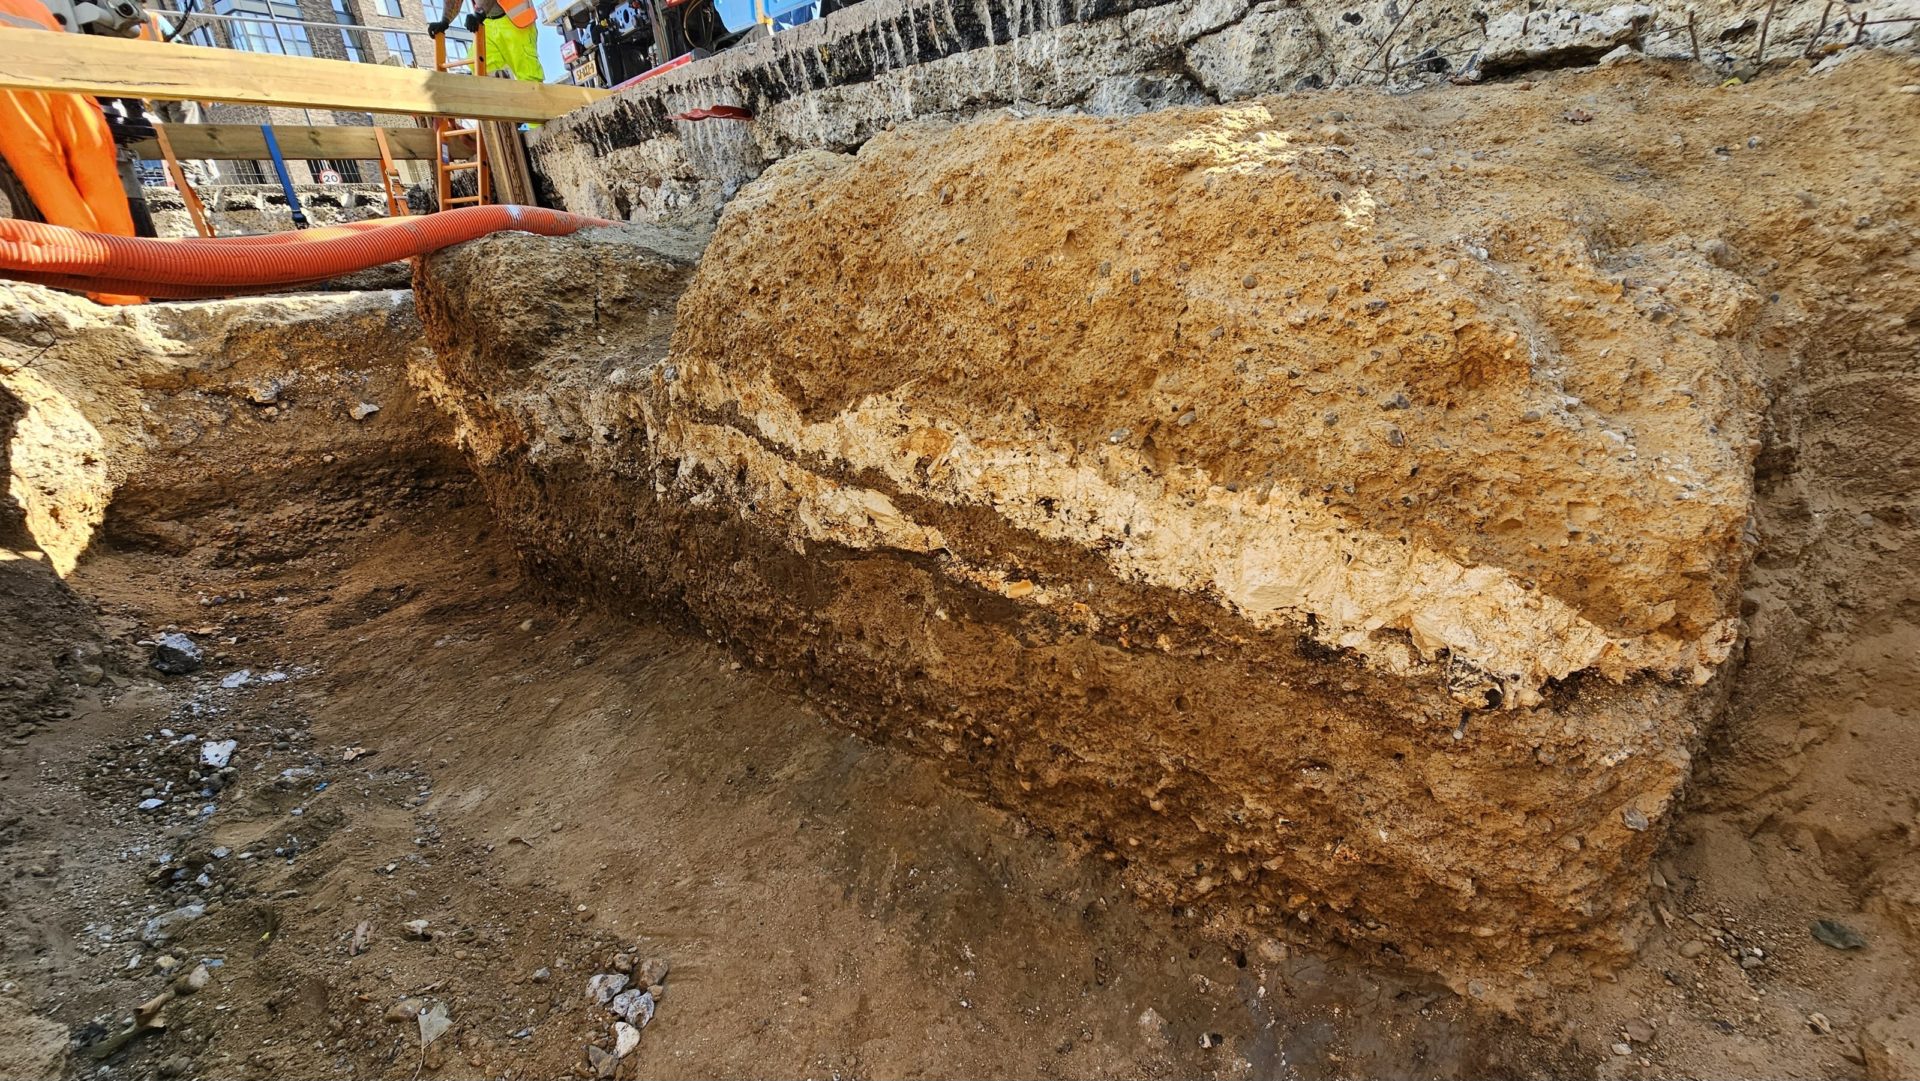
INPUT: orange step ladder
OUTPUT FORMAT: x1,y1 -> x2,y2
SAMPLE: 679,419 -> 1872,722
432,23 -> 490,210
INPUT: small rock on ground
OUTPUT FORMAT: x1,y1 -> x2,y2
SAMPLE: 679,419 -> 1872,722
150,633 -> 203,675
1811,918 -> 1868,950
611,988 -> 654,1027
140,903 -> 205,945
199,739 -> 236,768
587,973 -> 629,1004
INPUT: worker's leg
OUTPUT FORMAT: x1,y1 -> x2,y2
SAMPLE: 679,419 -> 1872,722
0,88 -> 102,230
0,0 -> 58,31
484,17 -> 545,82
0,90 -> 142,302
0,0 -> 140,301
0,0 -> 118,231
49,92 -> 135,237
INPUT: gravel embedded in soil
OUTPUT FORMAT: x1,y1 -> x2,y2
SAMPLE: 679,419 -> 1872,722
0,491 -> 1564,1078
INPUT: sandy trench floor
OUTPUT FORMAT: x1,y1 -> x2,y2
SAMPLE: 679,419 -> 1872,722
0,481 -> 1564,1080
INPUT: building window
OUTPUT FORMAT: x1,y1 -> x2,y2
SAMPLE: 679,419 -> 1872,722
445,33 -> 469,59
331,0 -> 371,60
383,29 -> 415,64
226,159 -> 270,184
371,0 -> 400,16
313,159 -> 366,183
216,0 -> 313,55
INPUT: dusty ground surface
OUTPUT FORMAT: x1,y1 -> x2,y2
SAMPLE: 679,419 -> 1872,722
1,48 -> 1918,1081
0,483 -> 1569,1079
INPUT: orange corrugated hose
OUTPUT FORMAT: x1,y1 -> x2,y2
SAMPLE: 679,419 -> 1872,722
0,206 -> 615,300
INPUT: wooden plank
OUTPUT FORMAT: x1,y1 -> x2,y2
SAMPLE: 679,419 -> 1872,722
149,124 -> 215,236
129,124 -> 444,162
0,27 -> 607,122
371,127 -> 410,215
480,120 -> 536,206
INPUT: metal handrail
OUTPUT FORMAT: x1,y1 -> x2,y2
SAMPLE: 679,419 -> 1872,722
149,4 -> 469,36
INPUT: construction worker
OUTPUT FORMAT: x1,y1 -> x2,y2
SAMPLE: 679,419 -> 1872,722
0,0 -> 140,302
0,0 -> 137,235
429,0 -> 544,85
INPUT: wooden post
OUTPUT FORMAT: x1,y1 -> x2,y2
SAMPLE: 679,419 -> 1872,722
150,123 -> 215,238
372,127 -> 410,216
480,121 -> 536,205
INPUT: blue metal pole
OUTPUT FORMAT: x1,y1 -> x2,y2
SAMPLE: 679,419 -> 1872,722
259,124 -> 309,229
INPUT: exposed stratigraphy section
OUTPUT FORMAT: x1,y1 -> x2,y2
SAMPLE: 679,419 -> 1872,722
669,117 -> 1761,705
411,59 -> 1920,1000
526,0 -> 1916,223
0,288 -> 448,571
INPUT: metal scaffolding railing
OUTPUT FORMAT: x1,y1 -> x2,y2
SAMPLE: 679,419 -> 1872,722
146,3 -> 470,59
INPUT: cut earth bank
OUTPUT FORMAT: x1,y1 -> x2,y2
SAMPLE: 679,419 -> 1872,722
0,290 -> 1570,1079
420,52 -> 1919,1004
0,48 -> 1916,1081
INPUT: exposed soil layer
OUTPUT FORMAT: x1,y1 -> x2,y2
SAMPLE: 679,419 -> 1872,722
0,286 -> 1570,1080
526,0 -> 1920,223
0,287 -> 449,574
419,56 -> 1920,1000
0,49 -> 1916,1081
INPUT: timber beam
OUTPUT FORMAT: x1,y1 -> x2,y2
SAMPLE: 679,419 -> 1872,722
130,124 -> 443,161
0,27 -> 607,122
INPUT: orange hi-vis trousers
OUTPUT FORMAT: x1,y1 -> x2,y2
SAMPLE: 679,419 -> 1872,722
0,0 -> 140,302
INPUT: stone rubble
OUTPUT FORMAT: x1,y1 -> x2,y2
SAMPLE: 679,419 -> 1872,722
149,634 -> 202,676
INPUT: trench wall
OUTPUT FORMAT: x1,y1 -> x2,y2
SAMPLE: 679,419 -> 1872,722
527,0 -> 1919,223
417,203 -> 1709,1005
0,286 -> 452,573
421,56 -> 1920,998
142,184 -> 394,239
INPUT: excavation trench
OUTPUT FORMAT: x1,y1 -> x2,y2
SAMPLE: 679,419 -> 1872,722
415,217 -> 1721,1005
3,53 -> 1919,1081
0,277 -> 1568,1079
414,97 -> 1777,999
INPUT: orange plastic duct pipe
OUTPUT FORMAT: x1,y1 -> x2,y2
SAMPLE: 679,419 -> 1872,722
0,206 -> 615,298
3,269 -> 328,299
